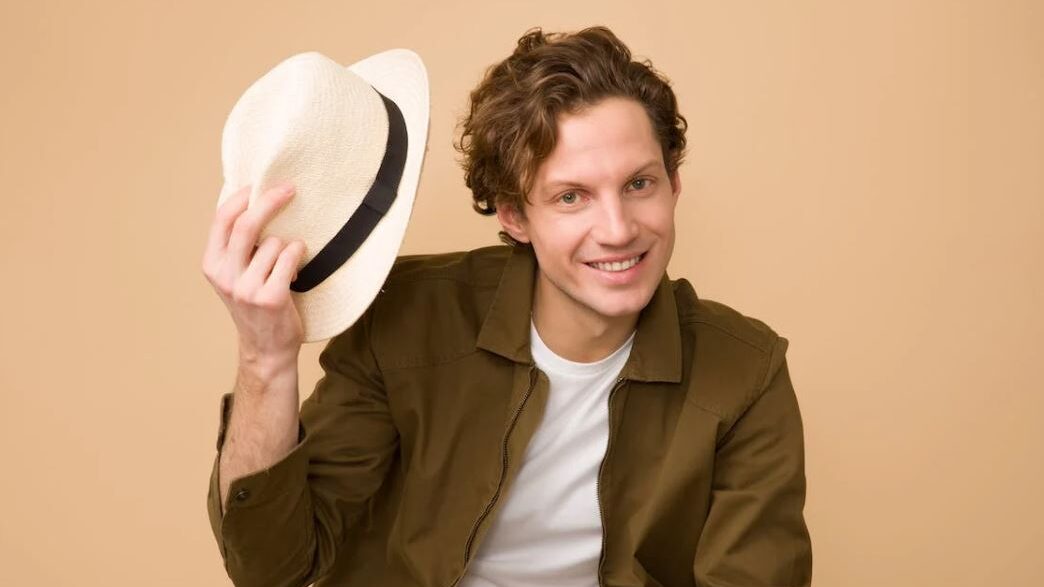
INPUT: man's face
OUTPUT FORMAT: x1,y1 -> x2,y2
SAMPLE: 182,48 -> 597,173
497,96 -> 681,326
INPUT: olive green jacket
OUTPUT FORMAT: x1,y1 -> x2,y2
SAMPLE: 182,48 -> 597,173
206,244 -> 812,586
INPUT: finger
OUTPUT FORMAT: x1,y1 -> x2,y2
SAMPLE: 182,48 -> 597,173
226,182 -> 295,275
236,236 -> 285,298
262,240 -> 307,295
203,185 -> 250,266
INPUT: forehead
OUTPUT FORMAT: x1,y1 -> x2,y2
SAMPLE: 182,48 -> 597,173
535,97 -> 662,188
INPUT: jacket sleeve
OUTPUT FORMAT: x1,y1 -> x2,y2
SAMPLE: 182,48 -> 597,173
693,336 -> 813,586
206,304 -> 399,587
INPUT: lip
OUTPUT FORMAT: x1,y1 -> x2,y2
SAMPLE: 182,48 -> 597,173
585,252 -> 646,264
583,252 -> 647,285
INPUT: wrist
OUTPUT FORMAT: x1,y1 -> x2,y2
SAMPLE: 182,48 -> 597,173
236,353 -> 298,391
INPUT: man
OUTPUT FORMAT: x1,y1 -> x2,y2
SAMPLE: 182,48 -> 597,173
202,26 -> 812,587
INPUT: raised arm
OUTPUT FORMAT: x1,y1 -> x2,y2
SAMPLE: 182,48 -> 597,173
206,305 -> 399,586
201,182 -> 399,585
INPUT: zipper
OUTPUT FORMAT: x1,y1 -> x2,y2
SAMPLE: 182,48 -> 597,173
450,365 -> 539,586
596,375 -> 627,587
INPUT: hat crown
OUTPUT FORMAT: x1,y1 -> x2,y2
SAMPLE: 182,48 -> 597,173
219,51 -> 389,260
217,47 -> 429,342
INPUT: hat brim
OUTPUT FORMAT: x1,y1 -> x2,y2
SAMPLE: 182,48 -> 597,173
294,49 -> 430,342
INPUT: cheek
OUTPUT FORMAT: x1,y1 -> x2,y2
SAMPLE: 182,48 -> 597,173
536,217 -> 587,247
631,207 -> 671,235
662,214 -> 677,236
530,224 -> 579,262
646,201 -> 677,232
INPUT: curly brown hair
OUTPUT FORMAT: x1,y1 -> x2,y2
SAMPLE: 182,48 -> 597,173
453,25 -> 688,246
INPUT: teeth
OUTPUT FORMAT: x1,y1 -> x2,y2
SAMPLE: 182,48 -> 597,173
589,255 -> 641,272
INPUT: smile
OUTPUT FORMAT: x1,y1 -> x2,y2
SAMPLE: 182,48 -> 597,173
586,253 -> 645,272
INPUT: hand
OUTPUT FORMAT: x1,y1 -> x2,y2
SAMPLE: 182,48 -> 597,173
202,183 -> 307,375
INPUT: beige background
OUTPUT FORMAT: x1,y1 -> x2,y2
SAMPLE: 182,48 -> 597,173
1,0 -> 1041,585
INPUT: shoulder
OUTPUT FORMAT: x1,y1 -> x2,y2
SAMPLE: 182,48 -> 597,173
364,245 -> 513,369
671,277 -> 781,355
382,244 -> 511,289
669,277 -> 790,423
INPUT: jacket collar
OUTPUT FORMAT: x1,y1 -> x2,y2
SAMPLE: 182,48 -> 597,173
476,245 -> 682,383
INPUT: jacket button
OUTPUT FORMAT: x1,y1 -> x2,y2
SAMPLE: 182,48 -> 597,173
233,488 -> 251,502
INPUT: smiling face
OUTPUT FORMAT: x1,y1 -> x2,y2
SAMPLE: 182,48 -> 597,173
497,96 -> 681,333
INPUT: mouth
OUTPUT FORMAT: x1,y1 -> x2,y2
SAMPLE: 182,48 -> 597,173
584,252 -> 647,273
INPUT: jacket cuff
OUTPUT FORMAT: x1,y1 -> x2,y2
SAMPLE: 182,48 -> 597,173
206,392 -> 310,573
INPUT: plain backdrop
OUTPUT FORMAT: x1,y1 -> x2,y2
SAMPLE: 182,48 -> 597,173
1,1 -> 1041,585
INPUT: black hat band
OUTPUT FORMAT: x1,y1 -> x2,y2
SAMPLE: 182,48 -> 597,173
289,90 -> 408,293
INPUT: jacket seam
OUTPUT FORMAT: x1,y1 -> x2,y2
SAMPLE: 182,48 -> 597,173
383,274 -> 502,289
685,397 -> 729,422
715,336 -> 783,443
678,315 -> 773,355
676,318 -> 780,428
380,348 -> 484,372
742,340 -> 777,414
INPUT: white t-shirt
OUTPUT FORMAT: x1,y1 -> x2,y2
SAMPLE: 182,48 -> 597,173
458,320 -> 635,587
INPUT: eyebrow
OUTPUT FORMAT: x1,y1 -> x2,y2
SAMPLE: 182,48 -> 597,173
542,158 -> 661,192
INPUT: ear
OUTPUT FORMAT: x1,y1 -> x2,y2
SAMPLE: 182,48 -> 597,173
496,201 -> 532,244
669,168 -> 682,200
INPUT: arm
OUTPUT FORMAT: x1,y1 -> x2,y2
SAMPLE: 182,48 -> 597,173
206,304 -> 399,587
693,336 -> 813,586
218,359 -> 302,516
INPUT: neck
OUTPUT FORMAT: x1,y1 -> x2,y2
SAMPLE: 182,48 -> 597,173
531,273 -> 638,363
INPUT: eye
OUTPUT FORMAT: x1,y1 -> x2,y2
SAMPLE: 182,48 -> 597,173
559,191 -> 580,205
630,177 -> 651,190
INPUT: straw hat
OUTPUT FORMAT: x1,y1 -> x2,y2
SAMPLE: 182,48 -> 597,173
217,49 -> 430,342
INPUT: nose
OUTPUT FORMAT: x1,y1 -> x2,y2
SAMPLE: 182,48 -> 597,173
593,194 -> 639,247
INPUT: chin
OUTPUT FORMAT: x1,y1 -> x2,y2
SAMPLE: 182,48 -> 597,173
587,287 -> 657,319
